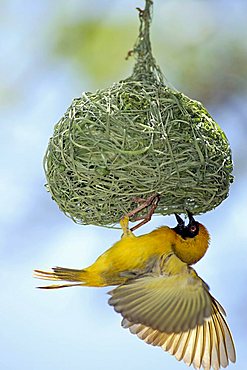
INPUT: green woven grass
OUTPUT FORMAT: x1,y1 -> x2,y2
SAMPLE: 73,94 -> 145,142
44,79 -> 233,226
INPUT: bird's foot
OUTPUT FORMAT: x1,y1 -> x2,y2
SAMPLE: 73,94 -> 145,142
124,193 -> 160,232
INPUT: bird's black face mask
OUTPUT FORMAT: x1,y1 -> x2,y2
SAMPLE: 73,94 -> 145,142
173,211 -> 199,239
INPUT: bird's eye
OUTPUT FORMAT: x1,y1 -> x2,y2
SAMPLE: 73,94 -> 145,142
190,225 -> 197,233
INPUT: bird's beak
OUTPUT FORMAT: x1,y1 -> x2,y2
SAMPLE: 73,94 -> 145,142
175,213 -> 185,227
186,209 -> 195,224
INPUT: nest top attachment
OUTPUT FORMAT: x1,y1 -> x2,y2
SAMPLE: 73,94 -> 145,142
44,0 -> 233,226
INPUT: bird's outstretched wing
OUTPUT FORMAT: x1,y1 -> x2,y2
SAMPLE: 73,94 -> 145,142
108,254 -> 236,369
108,261 -> 212,333
121,297 -> 236,370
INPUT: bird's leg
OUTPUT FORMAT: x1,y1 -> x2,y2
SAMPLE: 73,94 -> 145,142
125,193 -> 160,232
120,216 -> 134,238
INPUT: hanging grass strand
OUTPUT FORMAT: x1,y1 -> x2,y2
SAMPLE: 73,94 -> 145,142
127,0 -> 164,83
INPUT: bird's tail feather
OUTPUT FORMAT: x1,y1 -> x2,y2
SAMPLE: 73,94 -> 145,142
33,267 -> 89,289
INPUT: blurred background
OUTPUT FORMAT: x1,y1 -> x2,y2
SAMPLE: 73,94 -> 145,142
1,0 -> 246,369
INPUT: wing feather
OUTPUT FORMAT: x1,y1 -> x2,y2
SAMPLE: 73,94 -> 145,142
120,294 -> 236,370
109,255 -> 236,369
109,271 -> 212,333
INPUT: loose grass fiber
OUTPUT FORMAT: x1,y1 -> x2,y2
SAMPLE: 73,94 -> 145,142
44,1 -> 233,226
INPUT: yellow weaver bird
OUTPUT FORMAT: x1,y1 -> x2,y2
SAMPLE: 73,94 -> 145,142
34,211 -> 236,370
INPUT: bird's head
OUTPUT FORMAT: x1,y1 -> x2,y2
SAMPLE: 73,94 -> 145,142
173,210 -> 199,239
172,211 -> 210,264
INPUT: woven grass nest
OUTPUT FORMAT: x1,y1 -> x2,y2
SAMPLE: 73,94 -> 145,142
44,2 -> 233,227
44,78 -> 233,226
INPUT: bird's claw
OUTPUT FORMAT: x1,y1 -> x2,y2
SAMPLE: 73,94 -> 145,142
122,193 -> 160,232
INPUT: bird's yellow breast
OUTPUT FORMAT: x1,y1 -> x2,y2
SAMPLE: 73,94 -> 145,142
89,226 -> 176,281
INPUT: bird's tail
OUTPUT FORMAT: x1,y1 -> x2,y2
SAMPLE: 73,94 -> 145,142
33,267 -> 97,289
